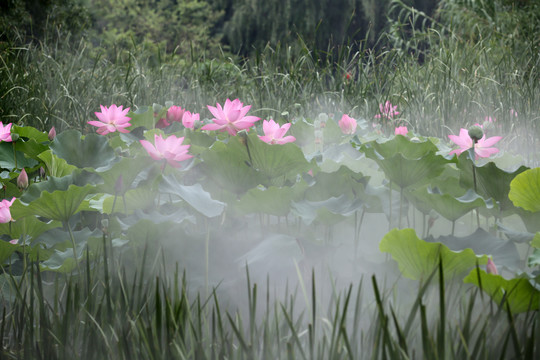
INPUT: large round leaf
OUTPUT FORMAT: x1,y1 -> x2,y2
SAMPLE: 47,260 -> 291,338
38,150 -> 77,178
0,142 -> 38,171
50,130 -> 117,170
379,228 -> 488,280
508,167 -> 540,213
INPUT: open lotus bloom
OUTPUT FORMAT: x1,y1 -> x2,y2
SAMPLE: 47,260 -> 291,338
448,128 -> 502,159
258,119 -> 296,145
202,99 -> 260,135
338,114 -> 357,134
374,101 -> 400,119
140,134 -> 193,168
0,197 -> 15,223
0,122 -> 13,142
88,104 -> 132,135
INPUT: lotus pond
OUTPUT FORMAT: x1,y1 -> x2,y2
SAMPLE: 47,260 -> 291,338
0,101 -> 539,359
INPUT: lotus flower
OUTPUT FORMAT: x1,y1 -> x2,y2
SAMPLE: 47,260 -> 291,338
258,119 -> 296,145
202,99 -> 260,135
374,101 -> 400,119
395,126 -> 408,136
0,122 -> 13,142
448,128 -> 502,159
167,106 -> 185,124
486,257 -> 498,275
17,168 -> 28,190
88,105 -> 132,135
338,114 -> 357,135
140,134 -> 193,168
0,198 -> 15,223
182,111 -> 200,129
48,126 -> 56,141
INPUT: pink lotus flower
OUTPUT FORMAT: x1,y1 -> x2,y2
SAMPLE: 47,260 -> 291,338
156,118 -> 169,129
0,122 -> 13,142
88,105 -> 132,135
338,114 -> 357,134
0,198 -> 15,223
486,257 -> 498,275
182,111 -> 200,129
202,99 -> 260,135
140,134 -> 193,168
167,106 -> 185,124
448,128 -> 502,159
9,239 -> 18,245
258,119 -> 296,145
395,126 -> 408,136
374,101 -> 400,119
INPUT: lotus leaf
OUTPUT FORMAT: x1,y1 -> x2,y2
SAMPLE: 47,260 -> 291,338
463,270 -> 540,313
50,130 -> 117,170
380,228 -> 488,280
508,167 -> 540,213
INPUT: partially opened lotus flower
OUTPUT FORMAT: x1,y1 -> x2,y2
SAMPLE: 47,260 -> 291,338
0,122 -> 13,142
258,119 -> 296,145
140,134 -> 193,168
167,105 -> 185,124
182,111 -> 200,129
338,114 -> 357,134
0,197 -> 15,223
202,99 -> 260,135
448,128 -> 502,159
88,104 -> 132,135
486,257 -> 498,275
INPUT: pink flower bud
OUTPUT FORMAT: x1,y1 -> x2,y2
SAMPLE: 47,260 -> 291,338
48,126 -> 56,141
182,111 -> 200,129
17,168 -> 28,190
395,126 -> 408,136
486,257 -> 498,275
339,114 -> 357,135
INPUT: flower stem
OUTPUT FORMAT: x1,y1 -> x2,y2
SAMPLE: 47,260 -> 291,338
12,142 -> 17,169
66,221 -> 82,275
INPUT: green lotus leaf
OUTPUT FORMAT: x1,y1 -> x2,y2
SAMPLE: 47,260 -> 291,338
128,106 -> 155,129
0,217 -> 61,241
412,185 -> 492,222
532,232 -> 540,248
247,132 -> 311,186
463,270 -> 540,313
0,241 -> 21,264
236,185 -> 302,217
88,186 -> 156,215
425,228 -> 521,270
291,195 -> 364,226
199,137 -> 264,195
527,248 -> 540,268
0,142 -> 38,171
14,138 -> 49,160
289,117 -> 315,147
12,125 -> 49,143
362,136 -> 450,189
457,153 -> 529,213
50,129 -> 117,170
508,168 -> 540,213
38,150 -> 77,178
159,174 -> 226,218
304,165 -> 369,202
125,218 -> 180,246
380,228 -> 488,280
94,156 -> 154,195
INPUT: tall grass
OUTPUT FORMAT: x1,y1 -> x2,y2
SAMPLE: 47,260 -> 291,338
1,244 -> 538,359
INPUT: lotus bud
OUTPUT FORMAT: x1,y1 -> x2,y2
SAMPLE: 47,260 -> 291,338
17,168 -> 28,190
39,166 -> 46,179
48,126 -> 56,141
167,105 -> 185,124
468,125 -> 483,143
486,257 -> 498,275
339,114 -> 357,135
10,133 -> 19,142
